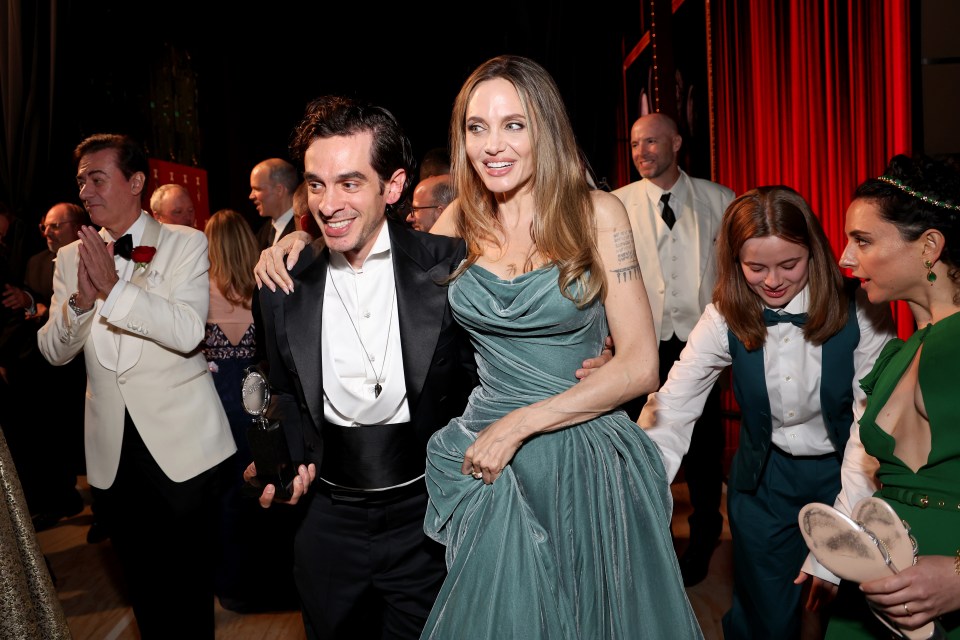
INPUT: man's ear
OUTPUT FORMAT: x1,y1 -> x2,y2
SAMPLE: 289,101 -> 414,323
130,172 -> 146,196
672,134 -> 682,154
384,169 -> 407,205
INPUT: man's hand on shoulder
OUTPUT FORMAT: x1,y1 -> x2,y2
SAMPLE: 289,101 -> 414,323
254,230 -> 314,294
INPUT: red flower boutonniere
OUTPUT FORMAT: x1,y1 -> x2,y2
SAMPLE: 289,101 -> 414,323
131,246 -> 157,271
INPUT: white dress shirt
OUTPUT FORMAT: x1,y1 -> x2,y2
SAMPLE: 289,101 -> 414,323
270,208 -> 294,246
640,285 -> 896,484
100,212 -> 148,317
321,222 -> 410,427
96,212 -> 149,370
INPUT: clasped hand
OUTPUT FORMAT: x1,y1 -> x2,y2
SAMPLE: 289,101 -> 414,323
75,226 -> 120,306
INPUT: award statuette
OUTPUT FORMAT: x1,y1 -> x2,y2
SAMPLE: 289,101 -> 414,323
242,367 -> 296,500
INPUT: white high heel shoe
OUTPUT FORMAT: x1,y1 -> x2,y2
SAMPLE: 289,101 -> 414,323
799,498 -> 945,640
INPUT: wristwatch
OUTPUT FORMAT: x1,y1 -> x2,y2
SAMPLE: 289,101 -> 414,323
24,292 -> 37,317
68,292 -> 94,316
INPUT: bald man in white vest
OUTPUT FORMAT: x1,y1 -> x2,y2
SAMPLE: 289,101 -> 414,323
613,112 -> 735,587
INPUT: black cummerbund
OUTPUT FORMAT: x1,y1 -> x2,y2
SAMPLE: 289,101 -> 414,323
320,421 -> 423,489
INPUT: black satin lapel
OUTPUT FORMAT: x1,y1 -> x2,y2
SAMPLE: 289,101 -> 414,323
285,252 -> 328,428
393,230 -> 448,409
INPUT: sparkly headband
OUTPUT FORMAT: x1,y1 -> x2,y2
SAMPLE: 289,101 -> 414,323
877,175 -> 960,211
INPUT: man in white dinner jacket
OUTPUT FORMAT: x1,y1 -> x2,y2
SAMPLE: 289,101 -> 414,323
38,133 -> 236,639
612,112 -> 735,587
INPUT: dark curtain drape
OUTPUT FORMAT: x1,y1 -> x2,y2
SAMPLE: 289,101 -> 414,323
0,1 -> 59,222
713,0 -> 913,336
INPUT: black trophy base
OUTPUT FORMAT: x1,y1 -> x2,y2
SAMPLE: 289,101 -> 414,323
242,472 -> 297,501
245,420 -> 297,500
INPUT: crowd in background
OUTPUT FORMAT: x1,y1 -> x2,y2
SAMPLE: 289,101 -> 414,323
0,51 -> 958,640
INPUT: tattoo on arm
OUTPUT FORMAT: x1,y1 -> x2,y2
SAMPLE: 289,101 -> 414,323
610,229 -> 641,283
612,265 -> 642,283
613,230 -> 637,263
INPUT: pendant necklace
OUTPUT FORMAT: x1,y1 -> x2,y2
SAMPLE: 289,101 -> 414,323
328,268 -> 394,398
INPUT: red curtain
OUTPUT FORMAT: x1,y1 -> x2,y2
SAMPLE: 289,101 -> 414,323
713,0 -> 914,337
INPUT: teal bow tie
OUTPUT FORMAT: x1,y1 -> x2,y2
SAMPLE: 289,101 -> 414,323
763,308 -> 808,327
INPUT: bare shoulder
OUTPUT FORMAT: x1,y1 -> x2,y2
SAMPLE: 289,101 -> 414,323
429,198 -> 462,238
589,190 -> 630,229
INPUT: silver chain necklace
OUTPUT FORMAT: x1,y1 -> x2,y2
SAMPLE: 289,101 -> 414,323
327,268 -> 395,398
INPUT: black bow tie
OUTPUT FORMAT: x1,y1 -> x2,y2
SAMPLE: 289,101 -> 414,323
763,308 -> 808,327
113,234 -> 134,260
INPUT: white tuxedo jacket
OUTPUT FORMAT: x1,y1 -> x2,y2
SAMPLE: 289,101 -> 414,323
38,213 -> 236,488
613,170 -> 735,343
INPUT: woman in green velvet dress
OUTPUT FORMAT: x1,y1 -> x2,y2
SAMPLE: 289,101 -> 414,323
812,154 -> 960,638
420,55 -> 702,639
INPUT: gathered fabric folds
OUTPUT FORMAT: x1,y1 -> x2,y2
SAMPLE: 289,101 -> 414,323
0,427 -> 71,640
423,265 -> 702,639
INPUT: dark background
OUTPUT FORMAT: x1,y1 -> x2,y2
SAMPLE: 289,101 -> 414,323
37,1 -> 636,236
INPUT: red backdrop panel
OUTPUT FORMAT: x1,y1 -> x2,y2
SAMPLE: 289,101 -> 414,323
713,0 -> 914,338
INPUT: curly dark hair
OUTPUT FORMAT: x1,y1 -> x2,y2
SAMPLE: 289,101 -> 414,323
855,154 -> 960,296
288,96 -> 416,220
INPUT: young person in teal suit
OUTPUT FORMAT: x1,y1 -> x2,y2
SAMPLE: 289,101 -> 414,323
639,185 -> 895,639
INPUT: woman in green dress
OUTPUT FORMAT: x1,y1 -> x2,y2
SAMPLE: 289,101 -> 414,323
809,154 -> 960,638
421,55 -> 703,639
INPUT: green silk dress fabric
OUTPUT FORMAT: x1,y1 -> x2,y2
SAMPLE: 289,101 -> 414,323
827,312 -> 960,638
422,265 -> 702,639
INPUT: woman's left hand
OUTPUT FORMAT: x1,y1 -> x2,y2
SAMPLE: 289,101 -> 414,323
462,409 -> 528,484
860,555 -> 960,628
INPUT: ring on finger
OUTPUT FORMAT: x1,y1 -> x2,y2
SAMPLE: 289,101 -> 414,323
903,603 -> 911,616
472,471 -> 483,479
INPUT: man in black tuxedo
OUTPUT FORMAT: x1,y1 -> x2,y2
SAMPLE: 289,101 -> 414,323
246,96 -> 477,640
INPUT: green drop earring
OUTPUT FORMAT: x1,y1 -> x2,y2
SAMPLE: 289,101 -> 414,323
924,259 -> 937,284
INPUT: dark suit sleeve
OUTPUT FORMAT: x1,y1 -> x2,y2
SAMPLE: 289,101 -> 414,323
258,239 -> 327,466
259,285 -> 306,465
251,291 -> 268,374
256,221 -> 273,252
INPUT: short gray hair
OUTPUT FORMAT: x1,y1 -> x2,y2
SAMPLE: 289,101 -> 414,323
150,183 -> 189,214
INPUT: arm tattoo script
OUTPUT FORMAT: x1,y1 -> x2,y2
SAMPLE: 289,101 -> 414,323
611,229 -> 641,283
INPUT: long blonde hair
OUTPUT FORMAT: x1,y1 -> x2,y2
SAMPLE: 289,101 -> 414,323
449,55 -> 604,305
204,209 -> 259,309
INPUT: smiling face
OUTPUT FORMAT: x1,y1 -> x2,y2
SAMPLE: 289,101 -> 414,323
464,78 -> 535,198
840,198 -> 924,305
629,114 -> 682,190
739,235 -> 811,308
76,148 -> 143,236
304,131 -> 404,269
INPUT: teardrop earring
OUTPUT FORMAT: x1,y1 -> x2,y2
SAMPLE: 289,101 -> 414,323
924,259 -> 937,284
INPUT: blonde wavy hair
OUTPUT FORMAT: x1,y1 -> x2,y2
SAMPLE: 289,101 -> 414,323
204,209 -> 259,309
449,55 -> 604,306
